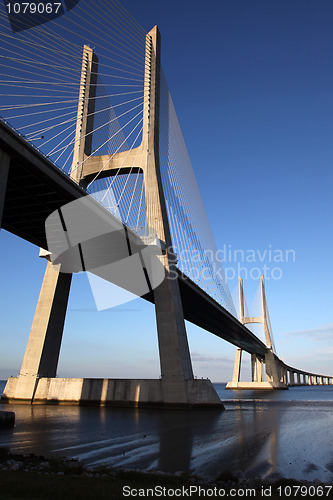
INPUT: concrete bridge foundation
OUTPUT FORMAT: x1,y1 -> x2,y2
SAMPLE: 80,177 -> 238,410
2,377 -> 222,408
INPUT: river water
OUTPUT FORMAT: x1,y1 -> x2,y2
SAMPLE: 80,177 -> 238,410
1,381 -> 333,482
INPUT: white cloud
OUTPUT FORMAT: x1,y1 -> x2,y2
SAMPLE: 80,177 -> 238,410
191,352 -> 249,366
282,323 -> 333,341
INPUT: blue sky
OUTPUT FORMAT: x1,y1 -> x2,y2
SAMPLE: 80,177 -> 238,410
0,0 -> 332,382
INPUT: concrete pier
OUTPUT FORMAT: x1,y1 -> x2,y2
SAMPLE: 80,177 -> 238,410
3,377 -> 222,409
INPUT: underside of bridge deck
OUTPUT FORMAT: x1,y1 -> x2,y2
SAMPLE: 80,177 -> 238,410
0,121 -> 85,249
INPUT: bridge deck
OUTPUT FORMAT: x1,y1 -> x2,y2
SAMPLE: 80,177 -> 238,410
0,120 -> 267,356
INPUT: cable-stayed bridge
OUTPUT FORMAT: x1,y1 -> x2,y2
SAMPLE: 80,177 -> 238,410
0,1 -> 331,407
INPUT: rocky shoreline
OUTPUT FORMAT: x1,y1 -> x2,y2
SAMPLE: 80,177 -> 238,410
0,448 -> 331,499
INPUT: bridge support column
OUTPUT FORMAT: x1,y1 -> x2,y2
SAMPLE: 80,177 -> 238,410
231,348 -> 242,384
280,366 -> 284,384
4,263 -> 72,400
265,351 -> 286,388
257,357 -> 264,382
0,149 -> 10,229
141,27 -> 213,405
251,354 -> 257,382
251,355 -> 264,383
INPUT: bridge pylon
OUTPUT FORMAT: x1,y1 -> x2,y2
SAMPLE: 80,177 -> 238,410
3,31 -> 221,408
226,276 -> 287,390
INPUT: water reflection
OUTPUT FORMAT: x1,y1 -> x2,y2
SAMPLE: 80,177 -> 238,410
1,387 -> 333,482
157,409 -> 221,472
